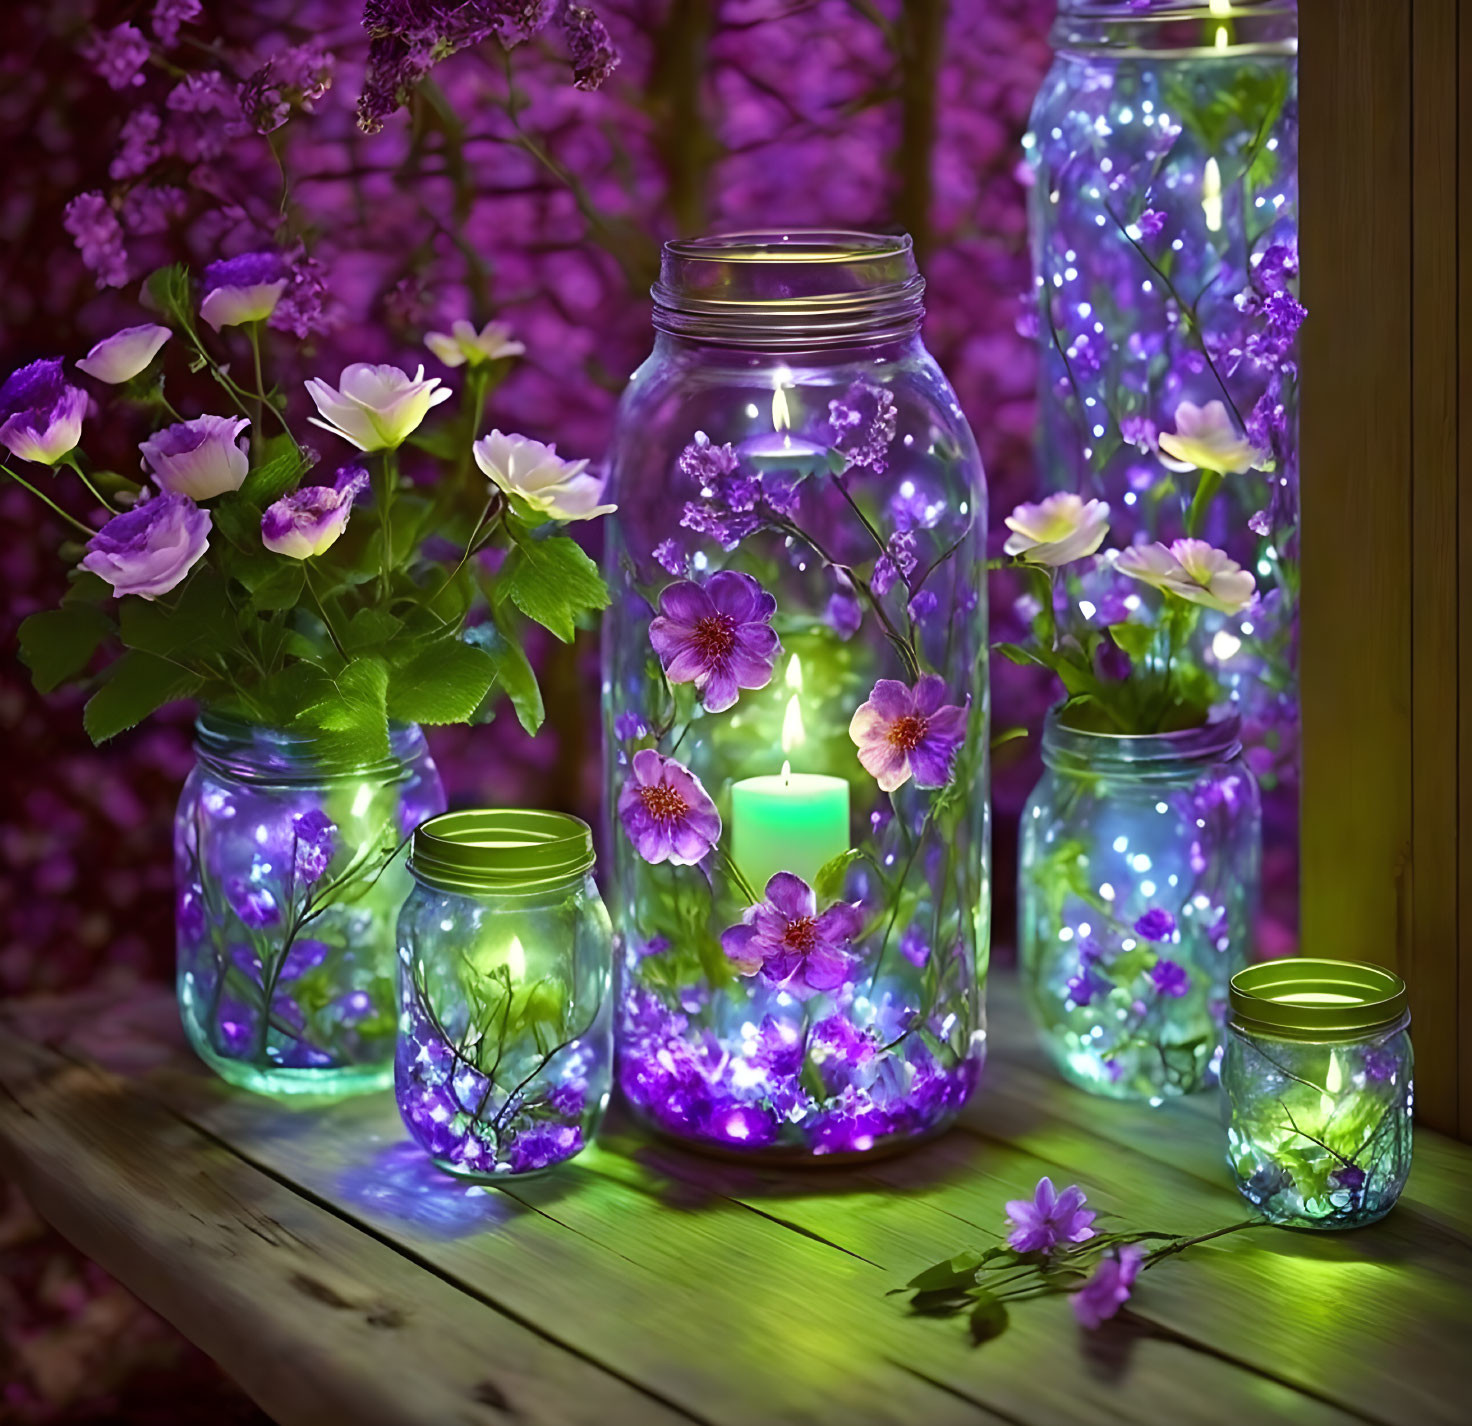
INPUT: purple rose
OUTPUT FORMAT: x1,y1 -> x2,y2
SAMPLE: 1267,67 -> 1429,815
648,570 -> 781,713
0,358 -> 87,467
617,748 -> 721,866
76,324 -> 171,385
262,466 -> 368,559
200,250 -> 289,330
848,674 -> 969,793
721,872 -> 863,1000
141,414 -> 250,499
81,491 -> 211,600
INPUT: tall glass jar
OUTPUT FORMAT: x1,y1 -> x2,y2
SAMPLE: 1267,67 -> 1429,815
1019,709 -> 1259,1101
174,712 -> 445,1096
1024,0 -> 1301,896
395,811 -> 612,1180
603,231 -> 990,1160
1223,959 -> 1412,1228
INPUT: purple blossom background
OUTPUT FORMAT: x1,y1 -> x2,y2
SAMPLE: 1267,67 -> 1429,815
0,1 -> 1299,1415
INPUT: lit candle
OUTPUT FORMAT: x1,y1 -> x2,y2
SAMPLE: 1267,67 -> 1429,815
729,655 -> 852,895
740,381 -> 829,478
730,761 -> 850,896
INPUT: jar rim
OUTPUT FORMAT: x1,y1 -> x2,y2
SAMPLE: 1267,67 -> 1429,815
1041,704 -> 1242,772
1051,0 -> 1297,56
194,707 -> 424,782
1229,957 -> 1408,1039
410,808 -> 595,895
652,228 -> 925,348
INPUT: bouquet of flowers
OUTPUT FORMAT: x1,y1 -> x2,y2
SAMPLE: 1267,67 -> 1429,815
9,259 -> 613,756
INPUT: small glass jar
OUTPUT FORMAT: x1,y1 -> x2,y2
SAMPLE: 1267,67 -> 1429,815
1223,958 -> 1412,1228
395,810 -> 613,1181
175,711 -> 445,1097
1019,708 -> 1260,1101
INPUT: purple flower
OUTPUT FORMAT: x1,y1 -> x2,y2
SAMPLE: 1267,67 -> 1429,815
1134,909 -> 1177,942
1135,208 -> 1167,238
562,3 -> 619,89
1004,1177 -> 1097,1253
826,585 -> 862,640
1072,1244 -> 1143,1329
721,872 -> 863,1000
226,878 -> 279,929
238,44 -> 335,134
292,809 -> 336,885
270,255 -> 330,339
1148,959 -> 1191,998
141,415 -> 250,499
1361,1045 -> 1398,1084
63,192 -> 128,288
871,530 -> 918,599
849,674 -> 969,793
1066,963 -> 1111,1008
262,466 -> 368,559
505,1122 -> 582,1174
0,359 -> 86,467
613,710 -> 647,741
122,184 -> 187,236
907,590 -> 939,623
1330,1164 -> 1366,1193
828,379 -> 897,473
1119,414 -> 1157,450
110,109 -> 164,181
152,0 -> 202,47
899,926 -> 930,969
1253,242 -> 1299,295
677,433 -> 765,547
617,749 -> 721,866
201,251 -> 289,330
82,23 -> 150,90
648,570 -> 781,713
77,325 -> 172,385
81,492 -> 210,601
652,538 -> 686,575
809,1014 -> 877,1089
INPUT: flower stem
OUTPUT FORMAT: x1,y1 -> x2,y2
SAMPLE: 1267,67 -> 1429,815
303,564 -> 347,659
1185,468 -> 1222,537
1,466 -> 95,536
247,323 -> 267,458
1141,1218 -> 1262,1267
62,454 -> 118,514
378,447 -> 398,596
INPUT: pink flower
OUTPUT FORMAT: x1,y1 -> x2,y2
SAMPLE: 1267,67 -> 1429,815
649,570 -> 781,713
617,749 -> 721,866
76,324 -> 171,384
848,674 -> 969,793
1072,1244 -> 1144,1329
1004,1176 -> 1097,1253
81,491 -> 210,600
1116,538 -> 1256,616
261,466 -> 368,559
721,872 -> 863,999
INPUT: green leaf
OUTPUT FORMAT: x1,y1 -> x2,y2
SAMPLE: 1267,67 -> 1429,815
1107,621 -> 1155,662
62,570 -> 112,608
904,1253 -> 985,1294
83,650 -> 201,743
466,621 -> 544,735
238,441 -> 308,508
118,574 -> 234,657
968,1292 -> 1010,1344
502,534 -> 610,643
993,641 -> 1047,670
342,608 -> 405,652
405,424 -> 462,461
19,604 -> 112,693
813,848 -> 860,902
143,263 -> 191,322
242,559 -> 305,612
301,657 -> 390,764
385,638 -> 498,725
990,725 -> 1029,751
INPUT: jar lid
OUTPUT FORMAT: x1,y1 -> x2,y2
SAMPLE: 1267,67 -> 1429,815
409,809 -> 595,895
1228,958 -> 1408,1040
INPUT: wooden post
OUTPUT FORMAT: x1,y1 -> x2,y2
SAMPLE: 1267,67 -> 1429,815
1300,0 -> 1468,1137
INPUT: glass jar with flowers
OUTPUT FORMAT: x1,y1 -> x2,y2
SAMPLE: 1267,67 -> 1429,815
1004,490 -> 1261,1100
604,231 -> 989,1161
9,257 -> 613,1096
1023,0 -> 1300,933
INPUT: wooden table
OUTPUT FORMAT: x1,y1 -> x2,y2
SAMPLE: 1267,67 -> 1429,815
1,974 -> 1467,1426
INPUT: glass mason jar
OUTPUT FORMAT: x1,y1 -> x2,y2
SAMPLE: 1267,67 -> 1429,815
174,712 -> 445,1096
1223,959 -> 1412,1228
395,811 -> 612,1181
1019,708 -> 1259,1100
1024,0 -> 1301,809
603,230 -> 991,1161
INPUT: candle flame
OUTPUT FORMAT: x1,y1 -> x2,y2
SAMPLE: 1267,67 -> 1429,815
781,694 -> 805,754
781,759 -> 792,787
506,934 -> 526,981
785,652 -> 803,691
772,384 -> 792,432
1202,157 -> 1223,232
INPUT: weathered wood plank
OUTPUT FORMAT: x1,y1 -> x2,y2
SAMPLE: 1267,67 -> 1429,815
0,1028 -> 689,1426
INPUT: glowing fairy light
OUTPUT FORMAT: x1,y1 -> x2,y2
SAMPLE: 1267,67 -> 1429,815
1202,157 -> 1223,232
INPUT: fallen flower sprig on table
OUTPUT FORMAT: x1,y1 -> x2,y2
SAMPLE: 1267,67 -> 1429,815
892,1177 -> 1263,1342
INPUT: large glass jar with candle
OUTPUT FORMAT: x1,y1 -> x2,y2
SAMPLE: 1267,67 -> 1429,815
175,712 -> 446,1097
395,810 -> 613,1180
603,230 -> 990,1161
1019,709 -> 1259,1101
1223,959 -> 1412,1228
1025,1 -> 1301,929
